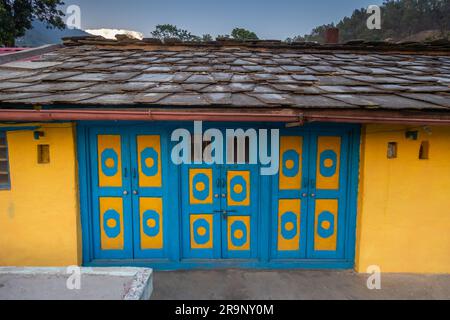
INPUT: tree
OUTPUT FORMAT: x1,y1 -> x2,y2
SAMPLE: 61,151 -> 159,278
230,27 -> 258,40
201,34 -> 213,42
151,24 -> 200,42
293,0 -> 450,43
0,0 -> 65,46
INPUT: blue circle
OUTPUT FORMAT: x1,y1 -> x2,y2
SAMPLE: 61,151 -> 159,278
282,150 -> 300,178
141,147 -> 159,177
142,210 -> 160,237
230,176 -> 247,203
320,150 -> 337,178
101,149 -> 118,177
193,173 -> 210,201
317,211 -> 335,239
281,211 -> 297,240
230,221 -> 247,247
193,219 -> 210,245
103,209 -> 121,238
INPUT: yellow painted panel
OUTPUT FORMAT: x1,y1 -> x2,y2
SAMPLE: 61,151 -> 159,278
278,199 -> 301,251
314,199 -> 338,251
228,216 -> 250,251
227,171 -> 250,207
137,135 -> 162,188
98,135 -> 122,187
279,136 -> 302,190
99,197 -> 124,250
316,136 -> 341,190
189,169 -> 213,205
0,123 -> 81,266
356,125 -> 450,274
140,197 -> 163,249
190,214 -> 213,249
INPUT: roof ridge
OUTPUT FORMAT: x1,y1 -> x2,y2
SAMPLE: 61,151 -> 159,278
61,36 -> 450,53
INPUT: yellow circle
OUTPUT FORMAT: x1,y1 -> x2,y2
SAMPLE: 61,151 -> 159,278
321,221 -> 331,230
324,159 -> 334,168
285,222 -> 295,231
197,226 -> 207,236
234,230 -> 244,239
196,182 -> 206,192
147,219 -> 156,228
106,219 -> 117,228
233,184 -> 243,194
285,159 -> 295,170
105,158 -> 115,168
145,157 -> 154,168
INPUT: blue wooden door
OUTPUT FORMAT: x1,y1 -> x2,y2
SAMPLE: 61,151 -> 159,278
272,129 -> 350,260
221,164 -> 259,259
89,127 -> 168,260
129,128 -> 168,259
181,164 -> 222,259
306,132 -> 349,259
89,128 -> 133,260
271,132 -> 311,259
181,128 -> 259,260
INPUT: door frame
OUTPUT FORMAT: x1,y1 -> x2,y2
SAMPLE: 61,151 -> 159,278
77,121 -> 361,270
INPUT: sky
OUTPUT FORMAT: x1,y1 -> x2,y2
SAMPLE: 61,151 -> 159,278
63,0 -> 384,39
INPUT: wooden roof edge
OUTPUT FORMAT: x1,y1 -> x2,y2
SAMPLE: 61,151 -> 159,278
62,36 -> 450,54
0,44 -> 62,65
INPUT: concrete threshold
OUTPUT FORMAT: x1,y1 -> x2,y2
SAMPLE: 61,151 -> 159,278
0,267 -> 153,300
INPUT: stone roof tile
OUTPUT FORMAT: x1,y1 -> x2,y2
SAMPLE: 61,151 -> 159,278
0,39 -> 448,111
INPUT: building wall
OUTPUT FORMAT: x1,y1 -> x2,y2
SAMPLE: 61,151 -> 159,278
0,123 -> 81,266
1,121 -> 449,273
356,124 -> 450,274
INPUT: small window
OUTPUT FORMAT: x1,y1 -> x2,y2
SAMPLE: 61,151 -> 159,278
0,132 -> 11,189
191,138 -> 213,163
419,141 -> 430,160
387,142 -> 398,159
37,144 -> 50,164
233,136 -> 250,164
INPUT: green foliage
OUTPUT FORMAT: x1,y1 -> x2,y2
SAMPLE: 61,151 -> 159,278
151,25 -> 259,42
230,27 -> 259,40
289,0 -> 450,43
151,24 -> 201,42
201,34 -> 213,42
0,0 -> 65,46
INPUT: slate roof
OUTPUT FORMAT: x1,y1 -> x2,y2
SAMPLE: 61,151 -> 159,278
0,37 -> 449,111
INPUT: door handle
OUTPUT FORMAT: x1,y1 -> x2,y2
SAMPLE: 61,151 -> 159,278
133,190 -> 139,195
123,190 -> 129,196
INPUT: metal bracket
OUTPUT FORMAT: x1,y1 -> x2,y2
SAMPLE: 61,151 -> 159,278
285,115 -> 305,128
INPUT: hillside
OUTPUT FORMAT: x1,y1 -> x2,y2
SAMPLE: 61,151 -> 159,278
15,21 -> 89,47
293,0 -> 450,43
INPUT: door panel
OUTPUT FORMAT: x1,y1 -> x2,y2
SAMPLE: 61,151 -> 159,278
222,166 -> 258,259
272,134 -> 309,259
91,131 -> 133,260
136,135 -> 162,188
307,133 -> 349,259
182,166 -> 221,259
277,199 -> 301,252
131,132 -> 167,259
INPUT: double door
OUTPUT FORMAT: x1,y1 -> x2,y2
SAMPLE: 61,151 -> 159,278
272,130 -> 350,260
181,160 -> 259,259
89,127 -> 167,260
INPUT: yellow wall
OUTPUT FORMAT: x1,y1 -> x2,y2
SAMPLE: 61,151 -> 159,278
0,123 -> 81,266
356,124 -> 450,274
